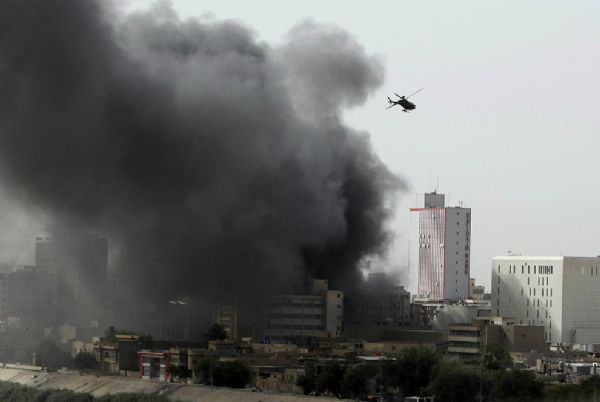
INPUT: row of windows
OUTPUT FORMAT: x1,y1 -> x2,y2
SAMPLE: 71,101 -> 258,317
267,302 -> 324,308
449,330 -> 480,337
525,298 -> 553,308
500,264 -> 554,275
497,297 -> 553,308
449,341 -> 480,348
527,287 -> 553,297
266,324 -> 324,330
525,309 -> 549,319
266,313 -> 324,319
520,319 -> 552,330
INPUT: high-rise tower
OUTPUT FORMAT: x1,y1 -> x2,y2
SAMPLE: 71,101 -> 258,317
408,192 -> 471,300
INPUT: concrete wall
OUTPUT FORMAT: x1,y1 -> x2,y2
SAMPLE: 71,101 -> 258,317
0,367 -> 351,402
325,290 -> 343,338
503,325 -> 547,353
562,257 -> 600,344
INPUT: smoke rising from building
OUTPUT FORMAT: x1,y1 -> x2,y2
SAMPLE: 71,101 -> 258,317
0,1 -> 404,308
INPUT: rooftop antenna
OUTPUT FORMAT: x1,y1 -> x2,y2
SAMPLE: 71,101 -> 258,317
428,171 -> 431,193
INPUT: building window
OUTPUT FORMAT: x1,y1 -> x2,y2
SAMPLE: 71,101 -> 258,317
528,266 -> 530,274
537,310 -> 540,318
534,266 -> 537,274
522,266 -> 524,274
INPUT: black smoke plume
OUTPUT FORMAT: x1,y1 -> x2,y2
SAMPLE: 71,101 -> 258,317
0,1 -> 403,308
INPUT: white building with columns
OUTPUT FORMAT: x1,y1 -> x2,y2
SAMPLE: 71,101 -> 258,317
492,256 -> 600,345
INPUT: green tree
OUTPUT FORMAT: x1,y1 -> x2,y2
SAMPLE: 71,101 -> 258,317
383,346 -> 439,397
488,369 -> 543,402
297,364 -> 316,395
205,323 -> 227,341
341,364 -> 377,399
297,374 -> 316,395
545,383 -> 582,402
482,343 -> 512,370
212,360 -> 251,388
315,362 -> 345,396
579,375 -> 600,402
426,361 -> 479,402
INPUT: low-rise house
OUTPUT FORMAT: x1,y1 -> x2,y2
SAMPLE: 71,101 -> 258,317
139,350 -> 169,381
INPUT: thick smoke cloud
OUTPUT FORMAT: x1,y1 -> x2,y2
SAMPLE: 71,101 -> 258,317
0,0 -> 403,304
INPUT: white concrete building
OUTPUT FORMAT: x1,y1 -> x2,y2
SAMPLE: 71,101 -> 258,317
492,256 -> 600,345
408,192 -> 471,300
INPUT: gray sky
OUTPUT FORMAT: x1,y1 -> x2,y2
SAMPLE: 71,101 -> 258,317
126,0 -> 600,289
2,0 -> 599,291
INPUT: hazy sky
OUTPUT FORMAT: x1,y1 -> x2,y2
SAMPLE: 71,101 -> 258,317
2,1 -> 598,291
125,0 -> 600,290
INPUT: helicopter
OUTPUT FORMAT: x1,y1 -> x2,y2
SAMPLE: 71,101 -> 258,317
386,88 -> 423,112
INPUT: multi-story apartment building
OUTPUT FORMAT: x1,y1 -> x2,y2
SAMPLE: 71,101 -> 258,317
36,234 -> 108,326
264,279 -> 343,342
448,317 -> 546,362
492,256 -> 600,345
408,192 -> 471,300
469,278 -> 485,301
345,273 -> 411,327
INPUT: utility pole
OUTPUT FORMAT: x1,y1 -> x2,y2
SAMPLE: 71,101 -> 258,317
479,352 -> 484,402
594,363 -> 597,402
379,356 -> 383,402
